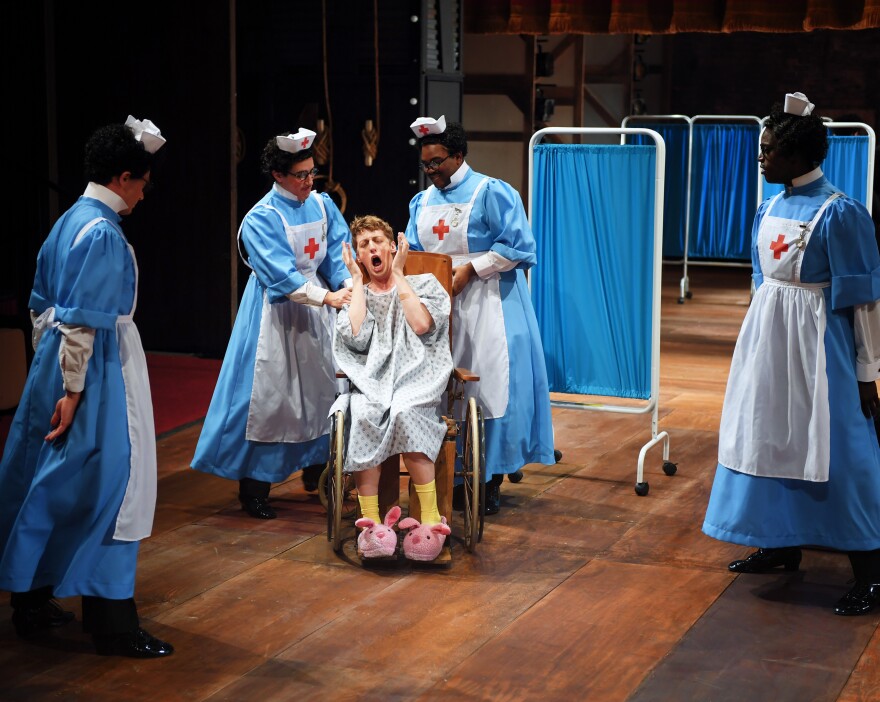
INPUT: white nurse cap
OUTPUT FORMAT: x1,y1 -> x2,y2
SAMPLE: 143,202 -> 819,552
125,115 -> 166,153
783,92 -> 815,117
276,128 -> 317,153
410,115 -> 447,138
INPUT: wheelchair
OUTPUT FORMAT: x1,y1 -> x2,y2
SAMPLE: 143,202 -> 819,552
319,251 -> 486,560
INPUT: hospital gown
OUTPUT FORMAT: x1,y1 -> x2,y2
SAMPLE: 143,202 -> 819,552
334,274 -> 453,472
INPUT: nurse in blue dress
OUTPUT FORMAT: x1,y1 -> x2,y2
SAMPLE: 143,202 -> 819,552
404,116 -> 555,514
0,117 -> 173,656
191,129 -> 351,519
703,93 -> 880,615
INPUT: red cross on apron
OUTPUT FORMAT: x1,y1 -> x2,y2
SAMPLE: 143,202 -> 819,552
304,237 -> 320,259
433,219 -> 450,240
769,234 -> 789,259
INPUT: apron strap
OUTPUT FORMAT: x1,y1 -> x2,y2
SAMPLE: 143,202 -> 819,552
807,192 -> 844,233
237,198 -> 328,270
420,185 -> 436,209
795,192 -> 844,254
237,203 -> 291,270
764,192 -> 785,218
71,217 -> 138,317
72,217 -> 110,248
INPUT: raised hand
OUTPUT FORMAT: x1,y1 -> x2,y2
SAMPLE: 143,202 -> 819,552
392,233 -> 409,276
341,242 -> 362,281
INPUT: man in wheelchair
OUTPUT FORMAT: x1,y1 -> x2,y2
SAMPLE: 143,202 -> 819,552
334,215 -> 454,561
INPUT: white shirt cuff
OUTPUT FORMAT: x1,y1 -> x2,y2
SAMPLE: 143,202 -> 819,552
58,324 -> 96,392
471,251 -> 517,278
855,302 -> 880,382
288,281 -> 328,307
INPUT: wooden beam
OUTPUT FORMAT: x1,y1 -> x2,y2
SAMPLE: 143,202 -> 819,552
463,74 -> 531,116
524,35 -> 536,190
584,87 -> 618,127
550,34 -> 576,62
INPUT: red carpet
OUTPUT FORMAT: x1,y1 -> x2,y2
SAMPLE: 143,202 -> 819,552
146,353 -> 221,436
0,354 -> 220,450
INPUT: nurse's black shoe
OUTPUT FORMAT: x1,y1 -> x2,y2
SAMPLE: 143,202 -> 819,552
728,547 -> 801,574
239,495 -> 277,519
94,628 -> 174,658
302,464 -> 324,492
12,600 -> 75,639
483,482 -> 501,515
834,582 -> 880,616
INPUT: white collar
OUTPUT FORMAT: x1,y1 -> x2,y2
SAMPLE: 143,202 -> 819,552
273,181 -> 308,203
83,182 -> 128,214
791,167 -> 823,188
443,161 -> 471,190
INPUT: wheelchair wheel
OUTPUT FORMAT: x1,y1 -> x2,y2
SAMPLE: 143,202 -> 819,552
326,410 -> 347,552
461,397 -> 485,552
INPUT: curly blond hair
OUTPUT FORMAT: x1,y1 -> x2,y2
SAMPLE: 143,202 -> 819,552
350,214 -> 394,245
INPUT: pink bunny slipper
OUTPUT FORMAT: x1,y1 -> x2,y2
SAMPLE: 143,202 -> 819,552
398,516 -> 451,561
356,505 -> 401,558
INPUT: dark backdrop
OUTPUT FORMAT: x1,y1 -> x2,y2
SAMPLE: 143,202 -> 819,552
2,0 -> 233,357
1,0 -> 454,359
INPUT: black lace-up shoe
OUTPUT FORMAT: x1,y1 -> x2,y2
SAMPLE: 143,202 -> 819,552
834,582 -> 880,616
12,599 -> 75,639
94,627 -> 174,658
728,547 -> 802,574
483,481 -> 501,515
239,495 -> 277,519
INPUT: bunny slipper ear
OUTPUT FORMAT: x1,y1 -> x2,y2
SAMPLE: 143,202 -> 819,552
398,517 -> 420,530
355,517 -> 376,529
431,521 -> 452,536
384,505 -> 402,527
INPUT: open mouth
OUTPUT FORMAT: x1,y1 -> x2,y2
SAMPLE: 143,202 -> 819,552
371,255 -> 382,269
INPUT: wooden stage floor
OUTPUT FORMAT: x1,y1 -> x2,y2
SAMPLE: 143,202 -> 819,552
3,264 -> 880,701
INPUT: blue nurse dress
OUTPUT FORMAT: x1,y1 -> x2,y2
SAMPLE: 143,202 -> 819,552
703,172 -> 880,551
405,163 -> 555,478
192,186 -> 350,483
0,191 -> 153,599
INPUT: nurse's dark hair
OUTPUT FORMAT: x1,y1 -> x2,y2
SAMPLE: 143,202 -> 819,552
765,103 -> 828,165
83,123 -> 152,184
350,214 -> 394,245
418,121 -> 468,158
261,134 -> 314,177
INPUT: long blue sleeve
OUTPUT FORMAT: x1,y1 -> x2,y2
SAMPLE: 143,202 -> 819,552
316,194 -> 352,290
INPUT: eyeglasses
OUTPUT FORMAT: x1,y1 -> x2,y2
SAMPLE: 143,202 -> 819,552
133,176 -> 154,194
287,167 -> 319,181
420,155 -> 450,172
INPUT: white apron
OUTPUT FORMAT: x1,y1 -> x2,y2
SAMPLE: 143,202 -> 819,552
58,218 -> 156,542
241,193 -> 336,442
416,179 -> 510,419
718,192 -> 842,482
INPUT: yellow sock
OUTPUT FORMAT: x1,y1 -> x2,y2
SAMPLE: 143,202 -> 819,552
358,494 -> 380,524
413,480 -> 441,525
